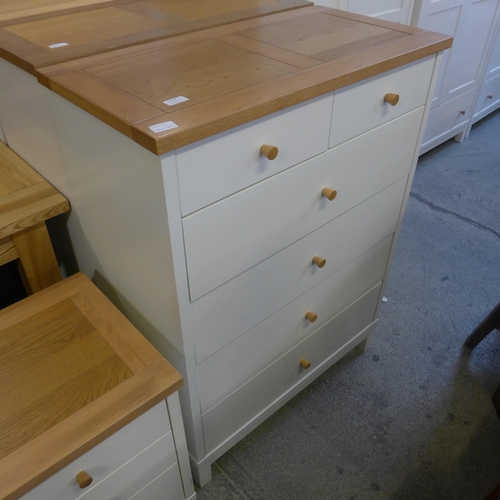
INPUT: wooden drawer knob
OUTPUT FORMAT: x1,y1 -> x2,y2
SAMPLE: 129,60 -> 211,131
300,359 -> 311,370
487,94 -> 493,99
77,471 -> 93,489
321,187 -> 337,201
305,311 -> 317,323
260,144 -> 278,160
459,110 -> 466,115
312,256 -> 326,268
384,93 -> 400,106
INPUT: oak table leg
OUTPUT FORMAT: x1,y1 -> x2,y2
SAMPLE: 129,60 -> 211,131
11,222 -> 62,294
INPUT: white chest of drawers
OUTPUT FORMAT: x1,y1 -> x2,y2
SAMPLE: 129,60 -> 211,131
30,52 -> 440,485
0,7 -> 450,488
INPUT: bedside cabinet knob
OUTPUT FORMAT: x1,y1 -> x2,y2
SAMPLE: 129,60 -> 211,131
487,94 -> 493,99
77,471 -> 93,489
305,311 -> 318,323
300,359 -> 311,370
321,187 -> 337,201
459,110 -> 466,115
260,144 -> 279,160
384,93 -> 400,106
312,256 -> 326,268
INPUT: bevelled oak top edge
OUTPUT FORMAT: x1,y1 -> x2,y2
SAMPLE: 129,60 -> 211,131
35,7 -> 452,156
0,0 -> 312,74
0,272 -> 183,500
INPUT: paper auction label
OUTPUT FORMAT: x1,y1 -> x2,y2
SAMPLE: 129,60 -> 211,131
48,42 -> 69,48
149,121 -> 179,133
163,96 -> 189,106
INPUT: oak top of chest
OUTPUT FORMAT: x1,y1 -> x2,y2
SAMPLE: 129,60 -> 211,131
0,0 -> 311,72
35,6 -> 452,156
0,272 -> 183,500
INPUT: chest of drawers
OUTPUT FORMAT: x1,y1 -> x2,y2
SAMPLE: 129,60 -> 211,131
0,6 -> 451,487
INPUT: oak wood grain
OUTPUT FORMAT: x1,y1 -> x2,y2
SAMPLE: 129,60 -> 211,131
34,7 -> 452,155
0,273 -> 183,500
0,236 -> 18,266
0,0 -> 311,73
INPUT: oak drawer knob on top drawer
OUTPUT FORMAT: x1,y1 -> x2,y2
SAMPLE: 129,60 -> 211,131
321,187 -> 337,201
305,311 -> 318,323
384,93 -> 400,106
260,144 -> 279,160
488,95 -> 494,99
312,256 -> 326,268
77,471 -> 93,489
300,359 -> 312,370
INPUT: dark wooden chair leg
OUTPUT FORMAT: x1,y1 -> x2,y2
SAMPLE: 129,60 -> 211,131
464,302 -> 500,349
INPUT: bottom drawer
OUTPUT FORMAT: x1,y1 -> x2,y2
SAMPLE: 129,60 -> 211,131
202,283 -> 382,454
472,75 -> 500,124
21,402 -> 171,500
422,90 -> 475,148
127,462 -> 185,500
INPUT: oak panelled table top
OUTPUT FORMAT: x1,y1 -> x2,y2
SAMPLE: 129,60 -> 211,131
0,0 -> 311,73
35,6 -> 453,156
0,272 -> 183,500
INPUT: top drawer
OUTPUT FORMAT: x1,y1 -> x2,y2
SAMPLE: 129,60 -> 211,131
175,94 -> 333,216
329,56 -> 435,148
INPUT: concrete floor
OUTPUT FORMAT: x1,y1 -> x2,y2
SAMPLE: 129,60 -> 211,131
196,110 -> 500,500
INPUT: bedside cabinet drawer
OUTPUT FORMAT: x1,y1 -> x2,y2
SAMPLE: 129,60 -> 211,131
201,283 -> 382,454
197,236 -> 392,412
176,94 -> 332,216
127,462 -> 185,500
21,402 -> 171,500
183,109 -> 421,301
330,56 -> 435,148
192,175 -> 406,364
75,433 -> 178,500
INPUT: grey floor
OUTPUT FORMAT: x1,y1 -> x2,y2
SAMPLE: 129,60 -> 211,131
196,110 -> 500,500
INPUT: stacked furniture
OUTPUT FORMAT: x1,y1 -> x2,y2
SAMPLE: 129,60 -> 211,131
0,1 -> 451,488
0,273 -> 194,500
0,141 -> 69,294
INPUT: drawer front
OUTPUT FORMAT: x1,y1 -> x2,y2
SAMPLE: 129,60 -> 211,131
193,176 -> 406,364
183,108 -> 422,301
176,94 -> 333,216
78,433 -> 178,500
422,89 -> 476,147
127,463 -> 185,500
21,402 -> 171,500
472,75 -> 500,123
202,284 -> 382,455
329,56 -> 435,148
197,236 -> 392,412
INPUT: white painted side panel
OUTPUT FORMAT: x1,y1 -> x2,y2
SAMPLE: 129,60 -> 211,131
183,108 -> 423,301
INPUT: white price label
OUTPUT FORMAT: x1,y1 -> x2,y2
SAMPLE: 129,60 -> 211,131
149,121 -> 179,133
48,42 -> 69,49
163,96 -> 189,106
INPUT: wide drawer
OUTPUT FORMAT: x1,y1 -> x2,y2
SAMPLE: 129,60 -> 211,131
201,284 -> 382,455
329,56 -> 435,148
183,108 -> 423,301
176,94 -> 333,216
192,175 -> 406,364
21,402 -> 171,500
197,236 -> 392,412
